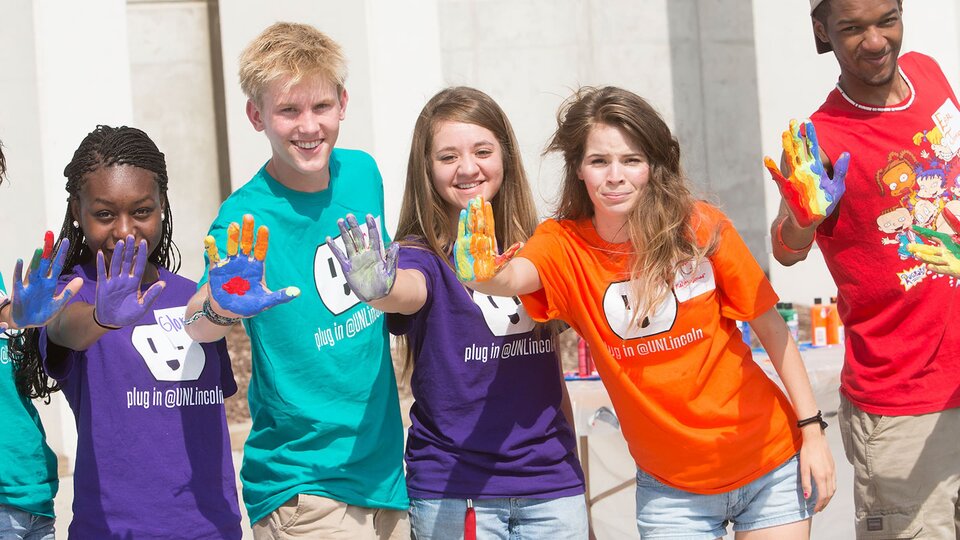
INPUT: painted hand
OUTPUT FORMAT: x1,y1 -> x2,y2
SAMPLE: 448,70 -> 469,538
327,214 -> 399,302
94,235 -> 166,328
207,214 -> 300,318
908,240 -> 960,277
10,231 -> 83,328
911,207 -> 960,266
454,196 -> 521,282
764,119 -> 849,228
910,208 -> 960,277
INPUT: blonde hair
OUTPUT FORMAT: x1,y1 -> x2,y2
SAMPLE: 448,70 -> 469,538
546,86 -> 718,322
396,87 -> 538,257
395,87 -> 544,373
238,22 -> 347,104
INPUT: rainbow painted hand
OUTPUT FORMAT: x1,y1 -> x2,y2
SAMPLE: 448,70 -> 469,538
327,214 -> 399,303
10,231 -> 83,328
764,119 -> 849,228
454,196 -> 522,282
207,214 -> 299,318
94,235 -> 166,328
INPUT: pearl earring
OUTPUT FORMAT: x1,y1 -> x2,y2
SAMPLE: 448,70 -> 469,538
72,220 -> 79,228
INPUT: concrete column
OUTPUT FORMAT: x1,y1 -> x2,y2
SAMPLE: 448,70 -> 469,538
668,0 -> 768,269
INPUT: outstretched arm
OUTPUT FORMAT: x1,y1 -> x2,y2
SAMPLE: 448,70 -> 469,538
765,119 -> 849,266
48,236 -> 166,351
327,214 -> 428,315
0,231 -> 83,330
185,215 -> 299,342
750,307 -> 836,512
454,196 -> 543,296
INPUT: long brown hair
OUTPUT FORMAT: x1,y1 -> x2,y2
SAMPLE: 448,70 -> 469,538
396,86 -> 538,254
545,86 -> 718,323
394,87 -> 543,371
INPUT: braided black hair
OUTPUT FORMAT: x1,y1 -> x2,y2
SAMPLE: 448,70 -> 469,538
10,125 -> 181,400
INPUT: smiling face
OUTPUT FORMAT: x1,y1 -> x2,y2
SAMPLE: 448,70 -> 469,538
815,0 -> 903,99
71,164 -> 164,269
430,120 -> 505,228
246,73 -> 348,192
577,123 -> 649,241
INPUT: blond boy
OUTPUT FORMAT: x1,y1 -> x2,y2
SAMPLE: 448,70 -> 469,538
185,22 -> 407,539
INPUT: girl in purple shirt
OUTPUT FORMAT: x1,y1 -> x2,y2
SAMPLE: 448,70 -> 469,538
10,125 -> 242,540
329,87 -> 587,539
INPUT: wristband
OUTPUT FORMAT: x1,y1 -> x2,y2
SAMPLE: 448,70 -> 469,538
92,308 -> 122,331
776,216 -> 816,254
184,298 -> 241,327
796,410 -> 828,430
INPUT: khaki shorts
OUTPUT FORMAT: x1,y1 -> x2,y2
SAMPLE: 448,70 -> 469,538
838,394 -> 960,539
252,493 -> 409,540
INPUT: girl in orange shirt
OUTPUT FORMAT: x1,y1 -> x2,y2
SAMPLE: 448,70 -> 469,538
456,86 -> 835,539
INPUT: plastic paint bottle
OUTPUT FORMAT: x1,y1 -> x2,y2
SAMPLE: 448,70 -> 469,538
827,296 -> 844,345
577,337 -> 589,377
777,302 -> 800,344
735,320 -> 751,349
811,298 -> 830,347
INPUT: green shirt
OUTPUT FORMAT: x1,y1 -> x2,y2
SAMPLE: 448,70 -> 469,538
202,149 -> 407,523
0,273 -> 58,517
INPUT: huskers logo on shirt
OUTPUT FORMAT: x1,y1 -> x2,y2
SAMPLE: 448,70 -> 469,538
602,259 -> 715,341
131,306 -> 206,382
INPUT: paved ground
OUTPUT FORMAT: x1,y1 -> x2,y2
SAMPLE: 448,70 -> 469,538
52,346 -> 852,539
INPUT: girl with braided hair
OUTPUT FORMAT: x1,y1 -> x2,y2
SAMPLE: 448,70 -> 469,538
10,125 -> 242,539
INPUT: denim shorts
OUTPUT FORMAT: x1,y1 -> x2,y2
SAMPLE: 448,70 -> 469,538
0,504 -> 55,540
410,494 -> 588,540
635,454 -> 815,539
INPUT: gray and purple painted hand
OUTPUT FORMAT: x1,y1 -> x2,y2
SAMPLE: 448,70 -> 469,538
327,214 -> 399,303
11,231 -> 80,328
94,236 -> 165,328
206,214 -> 299,318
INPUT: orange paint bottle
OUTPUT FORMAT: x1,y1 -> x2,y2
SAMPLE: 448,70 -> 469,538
826,296 -> 844,345
811,298 -> 830,347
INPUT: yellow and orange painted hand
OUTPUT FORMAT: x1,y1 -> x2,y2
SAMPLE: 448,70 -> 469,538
454,196 -> 521,282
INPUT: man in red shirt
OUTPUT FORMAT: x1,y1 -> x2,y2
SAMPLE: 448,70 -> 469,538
769,0 -> 960,537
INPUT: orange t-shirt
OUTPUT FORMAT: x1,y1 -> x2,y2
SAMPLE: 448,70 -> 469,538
519,203 -> 801,494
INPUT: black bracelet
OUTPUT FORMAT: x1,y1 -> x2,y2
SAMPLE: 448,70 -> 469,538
796,410 -> 828,430
92,308 -> 122,331
201,298 -> 241,326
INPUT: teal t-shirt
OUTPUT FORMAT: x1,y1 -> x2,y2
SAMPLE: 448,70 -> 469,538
0,273 -> 58,516
202,149 -> 407,523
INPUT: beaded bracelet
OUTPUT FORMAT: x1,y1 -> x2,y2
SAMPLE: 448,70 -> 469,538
776,216 -> 816,254
796,410 -> 828,430
184,298 -> 241,327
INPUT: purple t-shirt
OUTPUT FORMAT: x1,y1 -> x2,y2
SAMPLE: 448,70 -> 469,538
42,263 -> 241,539
388,245 -> 584,499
